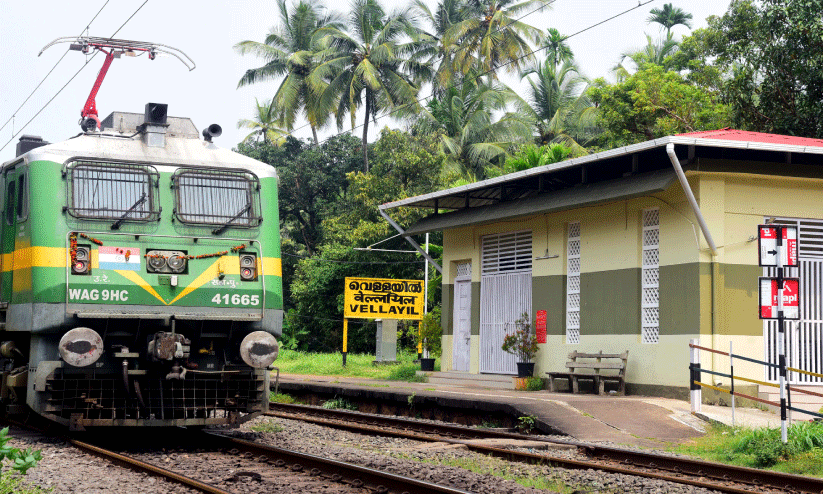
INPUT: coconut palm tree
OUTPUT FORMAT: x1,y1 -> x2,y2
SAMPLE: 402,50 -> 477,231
312,0 -> 423,172
234,0 -> 343,145
409,0 -> 471,93
444,0 -> 551,78
521,56 -> 595,153
613,33 -> 680,77
238,98 -> 289,145
417,72 -> 533,179
647,3 -> 692,39
543,27 -> 573,66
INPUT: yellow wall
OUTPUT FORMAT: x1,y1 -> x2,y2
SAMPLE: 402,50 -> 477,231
439,168 -> 823,390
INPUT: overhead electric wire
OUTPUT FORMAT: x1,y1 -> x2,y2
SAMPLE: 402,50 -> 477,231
0,0 -> 112,136
307,0 -> 659,149
0,0 -> 150,155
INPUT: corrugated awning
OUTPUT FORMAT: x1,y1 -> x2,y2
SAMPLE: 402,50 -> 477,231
403,168 -> 677,235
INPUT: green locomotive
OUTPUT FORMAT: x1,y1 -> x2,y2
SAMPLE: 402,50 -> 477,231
0,104 -> 282,428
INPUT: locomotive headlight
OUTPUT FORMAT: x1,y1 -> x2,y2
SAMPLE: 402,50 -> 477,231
167,255 -> 186,273
59,327 -> 104,367
239,253 -> 257,281
148,255 -> 167,272
239,331 -> 279,368
72,246 -> 91,275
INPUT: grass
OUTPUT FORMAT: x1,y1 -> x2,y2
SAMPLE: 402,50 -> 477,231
401,454 -> 612,493
274,349 -> 434,382
672,421 -> 823,476
269,392 -> 296,403
0,474 -> 52,494
322,397 -> 358,410
250,419 -> 284,433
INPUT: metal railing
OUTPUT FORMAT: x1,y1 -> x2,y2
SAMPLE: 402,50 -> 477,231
689,339 -> 823,435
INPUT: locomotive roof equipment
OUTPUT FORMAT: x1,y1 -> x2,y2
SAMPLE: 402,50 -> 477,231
38,36 -> 195,132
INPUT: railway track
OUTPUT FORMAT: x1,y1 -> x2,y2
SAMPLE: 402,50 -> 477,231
9,419 -> 471,494
267,402 -> 823,494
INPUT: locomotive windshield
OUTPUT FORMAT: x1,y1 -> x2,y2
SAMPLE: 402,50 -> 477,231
172,169 -> 261,229
66,161 -> 159,222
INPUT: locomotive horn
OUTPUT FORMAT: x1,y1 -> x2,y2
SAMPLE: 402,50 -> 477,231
202,124 -> 222,142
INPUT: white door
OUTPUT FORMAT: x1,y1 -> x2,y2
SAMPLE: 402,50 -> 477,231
479,230 -> 532,375
452,277 -> 471,371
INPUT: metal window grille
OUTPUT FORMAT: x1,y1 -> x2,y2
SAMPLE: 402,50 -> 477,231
641,209 -> 660,344
66,161 -> 160,221
172,169 -> 262,227
480,230 -> 532,275
763,217 -> 823,384
456,262 -> 471,278
566,222 -> 581,344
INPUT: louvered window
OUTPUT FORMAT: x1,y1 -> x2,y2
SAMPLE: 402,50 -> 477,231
481,231 -> 532,275
566,222 -> 581,344
641,209 -> 660,344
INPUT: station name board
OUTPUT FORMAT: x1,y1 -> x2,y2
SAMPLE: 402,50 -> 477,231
344,277 -> 425,320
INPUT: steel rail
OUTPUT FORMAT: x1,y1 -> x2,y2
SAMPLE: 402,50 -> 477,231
268,402 -> 823,494
203,431 -> 472,494
67,438 -> 230,494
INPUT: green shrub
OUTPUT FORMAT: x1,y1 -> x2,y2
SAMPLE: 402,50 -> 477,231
524,377 -> 543,391
322,397 -> 358,410
269,392 -> 296,404
0,428 -> 40,476
417,308 -> 442,357
387,363 -> 425,382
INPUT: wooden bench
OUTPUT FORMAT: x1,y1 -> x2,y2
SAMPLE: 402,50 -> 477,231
546,350 -> 628,395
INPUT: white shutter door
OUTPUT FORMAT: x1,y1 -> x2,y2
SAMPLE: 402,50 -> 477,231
479,231 -> 532,374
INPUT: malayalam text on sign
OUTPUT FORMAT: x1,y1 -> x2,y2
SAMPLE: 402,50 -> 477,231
344,277 -> 425,320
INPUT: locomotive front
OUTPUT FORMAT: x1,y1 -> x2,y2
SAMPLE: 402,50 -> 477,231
0,105 -> 283,428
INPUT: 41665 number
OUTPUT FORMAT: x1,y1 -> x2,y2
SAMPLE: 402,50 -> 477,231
211,293 -> 260,306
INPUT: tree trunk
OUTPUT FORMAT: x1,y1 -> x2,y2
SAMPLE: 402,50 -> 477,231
362,92 -> 370,173
311,125 -> 319,146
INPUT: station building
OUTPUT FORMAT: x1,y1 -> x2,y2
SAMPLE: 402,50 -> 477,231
379,130 -> 823,404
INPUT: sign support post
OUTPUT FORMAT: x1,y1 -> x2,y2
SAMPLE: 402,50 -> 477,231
776,226 -> 788,443
342,318 -> 348,366
758,223 -> 799,444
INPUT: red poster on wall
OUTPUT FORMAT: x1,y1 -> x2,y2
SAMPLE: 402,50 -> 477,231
535,310 -> 547,344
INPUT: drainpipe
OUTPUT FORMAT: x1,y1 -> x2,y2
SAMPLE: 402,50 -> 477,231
378,208 -> 442,274
666,143 -> 719,389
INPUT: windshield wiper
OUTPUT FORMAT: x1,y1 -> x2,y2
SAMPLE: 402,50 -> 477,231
111,192 -> 147,230
212,203 -> 252,235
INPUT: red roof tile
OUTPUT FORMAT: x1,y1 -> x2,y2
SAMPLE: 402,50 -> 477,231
676,128 -> 823,147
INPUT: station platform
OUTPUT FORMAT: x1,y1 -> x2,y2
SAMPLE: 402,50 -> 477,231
275,372 -> 799,449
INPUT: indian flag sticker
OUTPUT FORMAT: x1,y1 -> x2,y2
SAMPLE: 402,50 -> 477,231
99,246 -> 141,271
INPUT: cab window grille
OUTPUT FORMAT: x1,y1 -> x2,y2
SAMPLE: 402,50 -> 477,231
65,161 -> 160,222
171,168 -> 261,228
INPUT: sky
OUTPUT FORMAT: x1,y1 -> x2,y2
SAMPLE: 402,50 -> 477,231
0,0 -> 732,162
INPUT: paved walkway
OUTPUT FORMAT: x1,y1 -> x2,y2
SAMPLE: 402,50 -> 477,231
275,373 -> 798,449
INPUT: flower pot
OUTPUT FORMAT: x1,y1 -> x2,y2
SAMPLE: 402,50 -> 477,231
516,362 -> 535,378
420,358 -> 435,371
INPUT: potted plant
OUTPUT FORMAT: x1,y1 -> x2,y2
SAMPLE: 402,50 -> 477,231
417,308 -> 441,371
501,313 -> 539,377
